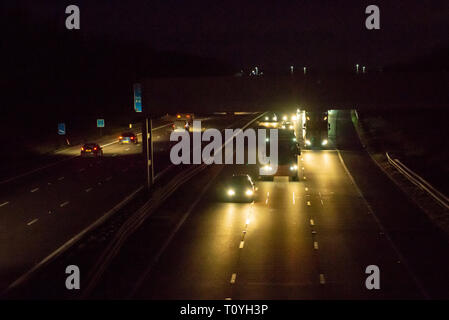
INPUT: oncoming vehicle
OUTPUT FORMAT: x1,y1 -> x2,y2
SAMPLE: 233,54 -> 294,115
118,132 -> 138,144
258,112 -> 279,128
304,110 -> 329,148
259,130 -> 300,181
222,174 -> 256,202
81,143 -> 103,157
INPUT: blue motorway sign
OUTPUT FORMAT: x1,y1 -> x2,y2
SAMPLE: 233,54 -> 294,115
58,123 -> 66,135
134,83 -> 142,112
97,119 -> 105,128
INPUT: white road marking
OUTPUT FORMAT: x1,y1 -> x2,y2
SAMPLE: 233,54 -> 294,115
57,176 -> 64,181
27,218 -> 38,226
319,274 -> 326,284
30,188 -> 39,193
60,201 -> 70,207
314,241 -> 319,250
292,192 -> 295,204
0,201 -> 10,208
230,273 -> 237,284
320,199 -> 324,206
85,187 -> 93,193
225,298 -> 232,300
239,241 -> 245,249
310,219 -> 315,226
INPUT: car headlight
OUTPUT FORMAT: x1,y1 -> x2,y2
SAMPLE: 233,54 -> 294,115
227,189 -> 235,196
272,117 -> 277,121
282,116 -> 287,121
245,189 -> 254,196
262,165 -> 272,171
290,165 -> 298,171
265,116 -> 269,120
321,139 -> 328,146
306,139 -> 311,146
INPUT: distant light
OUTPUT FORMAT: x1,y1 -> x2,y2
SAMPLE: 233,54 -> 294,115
245,189 -> 254,196
282,115 -> 287,121
322,139 -> 328,146
291,115 -> 297,121
227,189 -> 235,196
306,139 -> 311,146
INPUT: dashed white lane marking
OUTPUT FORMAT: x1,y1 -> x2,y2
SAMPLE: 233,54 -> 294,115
30,187 -> 39,193
58,176 -> 65,181
230,273 -> 237,284
319,274 -> 326,284
27,218 -> 38,226
0,201 -> 10,207
85,187 -> 93,192
307,201 -> 311,206
239,241 -> 245,249
225,298 -> 232,300
60,201 -> 70,207
314,241 -> 319,250
310,219 -> 315,226
292,192 -> 295,204
320,199 -> 324,206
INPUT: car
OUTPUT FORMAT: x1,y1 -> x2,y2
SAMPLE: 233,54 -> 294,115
81,143 -> 103,157
222,174 -> 256,202
119,132 -> 138,144
257,112 -> 279,128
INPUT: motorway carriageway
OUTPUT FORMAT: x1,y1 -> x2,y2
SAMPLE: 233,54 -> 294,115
89,110 -> 449,300
0,115 -> 238,292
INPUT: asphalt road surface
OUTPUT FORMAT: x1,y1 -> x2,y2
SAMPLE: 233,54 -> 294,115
89,110 -> 449,300
0,115 -> 237,292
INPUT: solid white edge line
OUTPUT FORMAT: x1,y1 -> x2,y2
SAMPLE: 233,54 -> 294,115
336,148 -> 430,299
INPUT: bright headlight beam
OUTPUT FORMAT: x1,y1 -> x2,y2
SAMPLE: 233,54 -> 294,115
227,189 -> 235,196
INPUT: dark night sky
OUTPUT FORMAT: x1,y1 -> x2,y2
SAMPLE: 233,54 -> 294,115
8,0 -> 449,71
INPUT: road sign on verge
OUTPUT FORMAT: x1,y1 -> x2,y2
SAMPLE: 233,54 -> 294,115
58,123 -> 66,135
134,83 -> 142,112
97,119 -> 105,128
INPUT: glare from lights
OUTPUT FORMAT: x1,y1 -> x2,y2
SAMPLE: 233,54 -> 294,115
245,189 -> 254,196
227,189 -> 235,196
306,139 -> 311,146
321,139 -> 328,146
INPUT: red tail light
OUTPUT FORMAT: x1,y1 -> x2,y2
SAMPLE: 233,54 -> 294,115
119,136 -> 122,139
94,147 -> 97,150
131,137 -> 134,139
